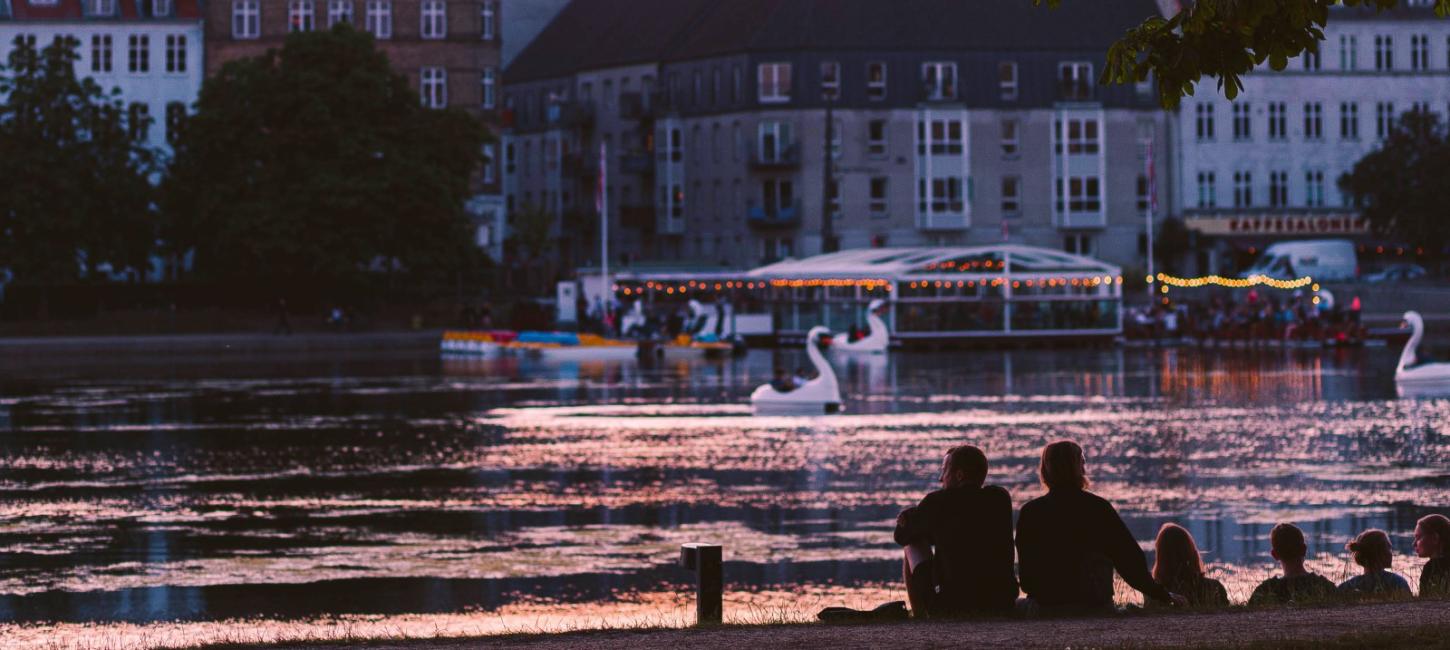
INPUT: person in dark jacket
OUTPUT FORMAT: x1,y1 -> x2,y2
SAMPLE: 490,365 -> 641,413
1150,523 -> 1229,608
1247,523 -> 1337,606
1015,440 -> 1185,614
1337,529 -> 1412,598
894,445 -> 1017,617
1414,514 -> 1450,598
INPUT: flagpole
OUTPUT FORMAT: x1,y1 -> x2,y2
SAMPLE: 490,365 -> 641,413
1146,134 -> 1156,301
600,140 -> 609,318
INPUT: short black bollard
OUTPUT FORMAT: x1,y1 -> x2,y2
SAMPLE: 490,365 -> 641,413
679,543 -> 722,625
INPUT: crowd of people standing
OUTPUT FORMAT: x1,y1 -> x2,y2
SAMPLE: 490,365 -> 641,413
894,441 -> 1448,618
1126,290 -> 1366,345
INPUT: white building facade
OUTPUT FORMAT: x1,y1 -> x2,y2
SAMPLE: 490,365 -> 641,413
1170,3 -> 1450,274
0,0 -> 204,155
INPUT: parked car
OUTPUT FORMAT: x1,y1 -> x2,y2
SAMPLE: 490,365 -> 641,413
1242,239 -> 1358,281
1364,263 -> 1428,283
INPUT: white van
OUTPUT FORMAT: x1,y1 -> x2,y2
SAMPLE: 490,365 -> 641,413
1243,239 -> 1358,281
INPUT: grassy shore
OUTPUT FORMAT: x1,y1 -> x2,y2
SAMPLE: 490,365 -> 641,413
167,598 -> 1450,650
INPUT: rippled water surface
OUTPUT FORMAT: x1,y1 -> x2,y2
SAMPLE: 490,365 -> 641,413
1,346 -> 1447,648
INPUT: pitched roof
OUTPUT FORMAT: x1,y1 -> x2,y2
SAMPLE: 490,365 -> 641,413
506,0 -> 1164,83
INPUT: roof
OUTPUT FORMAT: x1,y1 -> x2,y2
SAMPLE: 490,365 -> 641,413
506,0 -> 1164,83
2,0 -> 203,20
746,244 -> 1120,280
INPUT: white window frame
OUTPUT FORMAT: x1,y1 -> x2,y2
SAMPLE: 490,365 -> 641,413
1303,102 -> 1323,139
1376,101 -> 1394,138
365,0 -> 392,40
152,0 -> 171,16
420,0 -> 446,40
1305,169 -> 1325,207
126,34 -> 149,74
866,61 -> 887,100
869,177 -> 888,216
1268,102 -> 1287,140
481,67 -> 496,109
327,0 -> 352,26
1340,102 -> 1359,139
128,102 -> 149,141
164,34 -> 186,74
757,121 -> 794,163
867,119 -> 887,157
481,1 -> 496,41
1232,171 -> 1253,208
289,0 -> 315,32
92,0 -> 115,16
1269,170 -> 1288,208
165,101 -> 185,144
1375,34 -> 1393,70
819,60 -> 840,99
1340,34 -> 1358,71
482,144 -> 496,183
1232,103 -> 1251,140
999,61 -> 1018,101
1196,171 -> 1216,209
232,0 -> 260,40
1000,118 -> 1019,156
1195,103 -> 1214,140
757,63 -> 792,103
921,61 -> 957,100
1059,61 -> 1093,100
90,34 -> 112,73
1001,175 -> 1021,214
420,66 -> 447,109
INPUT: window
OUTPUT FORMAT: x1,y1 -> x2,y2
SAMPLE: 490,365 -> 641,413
761,179 -> 793,213
917,119 -> 963,155
921,62 -> 957,100
731,65 -> 742,104
481,67 -> 495,109
232,0 -> 259,39
91,0 -> 115,15
420,67 -> 446,108
165,101 -> 184,144
1196,171 -> 1216,208
870,177 -> 888,216
1303,102 -> 1322,139
820,61 -> 839,99
127,35 -> 149,73
1269,170 -> 1288,208
1195,103 -> 1215,140
164,34 -> 185,73
365,1 -> 392,40
827,179 -> 841,220
866,62 -> 887,100
1055,176 -> 1101,213
757,63 -> 791,103
420,0 -> 445,39
504,142 -> 515,175
709,68 -> 720,106
328,0 -> 352,25
89,35 -> 112,73
1001,176 -> 1021,214
1063,235 -> 1093,256
1376,101 -> 1394,138
1136,174 -> 1150,214
828,118 -> 843,159
289,0 -> 314,32
1411,34 -> 1429,70
1374,35 -> 1393,70
1340,102 -> 1359,139
757,121 -> 794,163
1340,35 -> 1358,70
1000,119 -> 1019,156
1268,102 -> 1287,140
1305,170 -> 1325,207
919,177 -> 964,213
152,0 -> 171,16
867,120 -> 887,157
1232,103 -> 1251,140
1302,47 -> 1320,71
127,102 -> 148,141
481,1 -> 496,40
1233,171 -> 1253,208
691,71 -> 702,107
1054,117 -> 1099,154
1059,62 -> 1092,100
998,62 -> 1018,101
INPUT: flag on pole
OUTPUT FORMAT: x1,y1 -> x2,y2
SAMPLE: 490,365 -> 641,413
1146,136 -> 1157,213
596,142 -> 606,215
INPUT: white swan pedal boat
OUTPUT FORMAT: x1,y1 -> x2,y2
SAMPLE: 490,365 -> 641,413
1396,310 -> 1450,397
751,326 -> 843,415
830,299 -> 890,355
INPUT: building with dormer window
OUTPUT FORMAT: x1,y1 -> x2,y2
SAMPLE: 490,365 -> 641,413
0,0 -> 203,154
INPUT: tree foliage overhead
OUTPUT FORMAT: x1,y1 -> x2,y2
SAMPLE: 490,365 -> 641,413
1339,110 -> 1450,255
0,37 -> 157,284
1038,0 -> 1450,108
164,26 -> 486,288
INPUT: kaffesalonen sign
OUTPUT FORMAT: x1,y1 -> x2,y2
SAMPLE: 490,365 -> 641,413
1185,212 -> 1369,237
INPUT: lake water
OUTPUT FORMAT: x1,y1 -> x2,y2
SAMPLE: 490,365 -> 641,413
1,346 -> 1447,648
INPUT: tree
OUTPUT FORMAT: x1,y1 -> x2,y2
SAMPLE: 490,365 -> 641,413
1038,0 -> 1450,108
0,37 -> 157,285
1339,110 -> 1450,256
162,26 -> 486,292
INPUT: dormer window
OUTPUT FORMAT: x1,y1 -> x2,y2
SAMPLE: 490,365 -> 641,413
152,0 -> 172,16
29,0 -> 60,7
91,0 -> 116,16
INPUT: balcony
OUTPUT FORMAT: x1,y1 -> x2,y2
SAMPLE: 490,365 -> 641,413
747,202 -> 802,230
621,150 -> 655,176
749,143 -> 801,170
546,100 -> 595,130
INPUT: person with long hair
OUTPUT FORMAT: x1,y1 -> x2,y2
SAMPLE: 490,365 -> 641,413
1016,440 -> 1186,613
1247,523 -> 1337,605
1414,514 -> 1450,598
1150,523 -> 1229,607
894,445 -> 1017,617
1337,529 -> 1411,599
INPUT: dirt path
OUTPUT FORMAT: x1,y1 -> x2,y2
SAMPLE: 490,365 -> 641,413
252,599 -> 1450,649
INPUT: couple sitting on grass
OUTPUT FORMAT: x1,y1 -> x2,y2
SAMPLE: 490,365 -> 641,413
894,440 -> 1450,618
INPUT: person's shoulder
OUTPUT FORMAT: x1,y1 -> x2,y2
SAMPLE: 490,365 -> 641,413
1388,571 -> 1413,589
981,484 -> 1013,502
